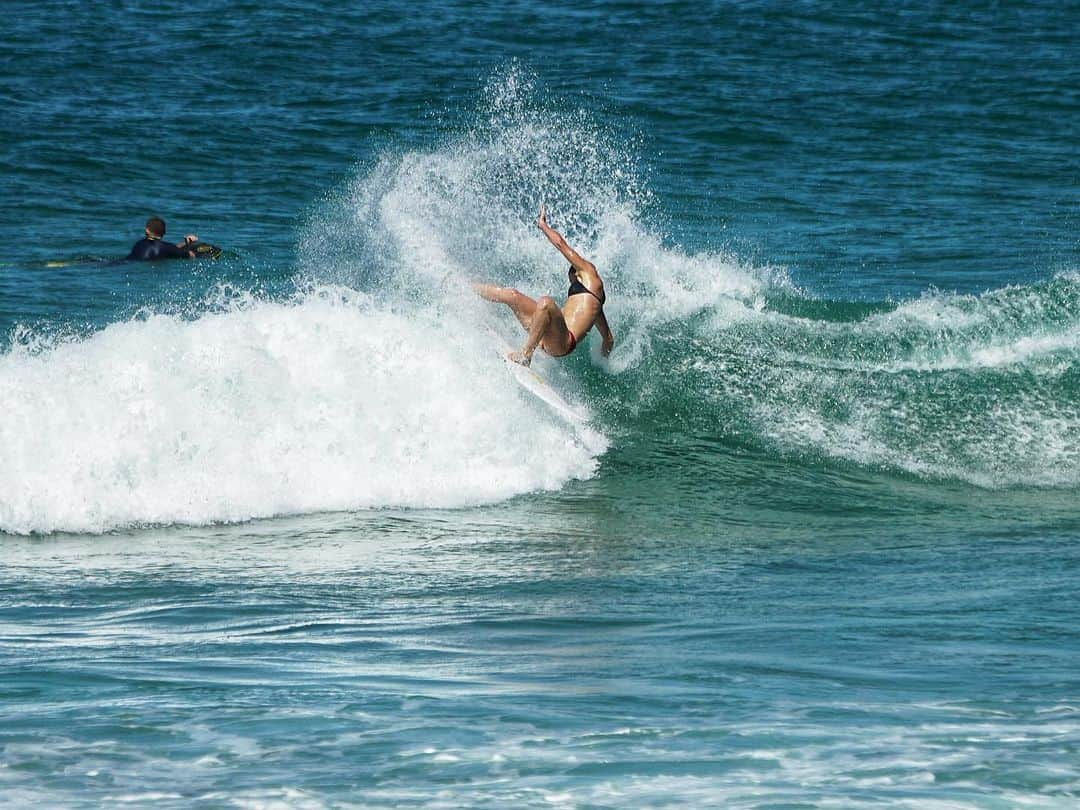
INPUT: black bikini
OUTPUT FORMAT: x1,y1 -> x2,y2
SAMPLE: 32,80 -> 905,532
556,266 -> 604,356
567,266 -> 604,303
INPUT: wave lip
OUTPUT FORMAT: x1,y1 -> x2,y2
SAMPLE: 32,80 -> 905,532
0,290 -> 602,535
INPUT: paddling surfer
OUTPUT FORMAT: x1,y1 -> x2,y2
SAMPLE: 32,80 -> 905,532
474,204 -> 614,366
126,216 -> 199,261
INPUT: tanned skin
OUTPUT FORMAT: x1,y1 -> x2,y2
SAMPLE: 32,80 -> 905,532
474,204 -> 614,366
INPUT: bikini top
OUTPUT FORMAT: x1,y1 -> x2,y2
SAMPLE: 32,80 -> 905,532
567,266 -> 604,304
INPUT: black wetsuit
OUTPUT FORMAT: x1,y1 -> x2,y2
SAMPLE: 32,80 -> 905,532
126,237 -> 191,261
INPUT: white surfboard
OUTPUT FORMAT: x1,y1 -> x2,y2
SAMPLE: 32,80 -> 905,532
493,336 -> 589,424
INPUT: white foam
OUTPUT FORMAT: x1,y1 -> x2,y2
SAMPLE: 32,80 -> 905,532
0,289 -> 601,535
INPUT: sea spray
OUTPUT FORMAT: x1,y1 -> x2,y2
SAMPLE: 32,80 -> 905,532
301,67 -> 1080,490
298,64 -> 775,371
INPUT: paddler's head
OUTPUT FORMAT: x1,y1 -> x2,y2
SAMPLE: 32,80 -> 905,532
145,216 -> 166,240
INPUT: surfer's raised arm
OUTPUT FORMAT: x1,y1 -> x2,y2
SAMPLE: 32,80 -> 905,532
537,204 -> 596,278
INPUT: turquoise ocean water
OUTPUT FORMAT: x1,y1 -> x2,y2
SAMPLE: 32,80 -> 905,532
2,1 -> 1079,805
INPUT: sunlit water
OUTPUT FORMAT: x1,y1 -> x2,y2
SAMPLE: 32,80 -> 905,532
2,1 -> 1078,806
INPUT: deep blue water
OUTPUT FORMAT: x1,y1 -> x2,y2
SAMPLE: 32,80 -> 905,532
2,1 -> 1079,806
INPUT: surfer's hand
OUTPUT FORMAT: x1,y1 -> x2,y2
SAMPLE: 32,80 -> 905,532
601,335 -> 614,357
537,203 -> 547,229
184,234 -> 198,244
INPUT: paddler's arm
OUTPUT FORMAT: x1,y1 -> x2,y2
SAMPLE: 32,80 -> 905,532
595,308 -> 614,357
537,204 -> 596,277
173,234 -> 198,258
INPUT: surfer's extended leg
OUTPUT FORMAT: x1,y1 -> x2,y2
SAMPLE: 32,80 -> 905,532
473,284 -> 571,365
472,283 -> 537,330
511,296 -> 569,366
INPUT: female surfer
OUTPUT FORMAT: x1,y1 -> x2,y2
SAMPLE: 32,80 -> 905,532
474,204 -> 614,366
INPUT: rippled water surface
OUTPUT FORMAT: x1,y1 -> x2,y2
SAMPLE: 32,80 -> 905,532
2,0 -> 1079,806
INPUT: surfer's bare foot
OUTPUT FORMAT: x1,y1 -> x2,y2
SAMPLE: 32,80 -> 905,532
508,350 -> 531,367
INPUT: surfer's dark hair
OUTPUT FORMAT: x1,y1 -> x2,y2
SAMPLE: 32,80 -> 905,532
145,216 -> 166,238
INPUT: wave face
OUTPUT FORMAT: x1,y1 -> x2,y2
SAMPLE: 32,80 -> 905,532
594,272 -> 1080,490
3,68 -> 1079,534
